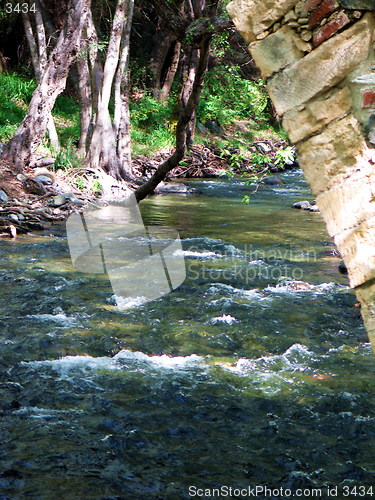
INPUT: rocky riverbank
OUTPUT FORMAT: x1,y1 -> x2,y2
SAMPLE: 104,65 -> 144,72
0,139 -> 296,237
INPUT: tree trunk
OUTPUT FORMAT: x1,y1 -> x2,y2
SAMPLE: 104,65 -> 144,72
34,6 -> 60,152
150,32 -> 176,98
135,34 -> 212,202
3,0 -> 89,169
180,47 -> 200,147
114,0 -> 134,176
22,7 -> 60,153
158,40 -> 181,102
85,0 -> 134,183
76,47 -> 92,157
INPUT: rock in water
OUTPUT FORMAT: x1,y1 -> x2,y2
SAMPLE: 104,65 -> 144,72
157,182 -> 189,194
308,205 -> 320,212
292,200 -> 311,210
263,176 -> 285,185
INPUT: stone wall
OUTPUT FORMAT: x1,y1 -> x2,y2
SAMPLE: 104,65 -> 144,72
227,0 -> 375,346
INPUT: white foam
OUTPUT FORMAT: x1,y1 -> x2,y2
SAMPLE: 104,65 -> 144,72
174,249 -> 221,259
113,349 -> 203,369
114,295 -> 148,309
266,281 -> 349,294
228,344 -> 317,375
23,350 -> 204,379
207,283 -> 264,300
211,314 -> 238,325
26,312 -> 79,327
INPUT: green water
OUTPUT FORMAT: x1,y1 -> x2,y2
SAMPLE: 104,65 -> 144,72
0,170 -> 374,499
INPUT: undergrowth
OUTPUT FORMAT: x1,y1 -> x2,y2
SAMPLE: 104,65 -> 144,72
0,69 -> 287,167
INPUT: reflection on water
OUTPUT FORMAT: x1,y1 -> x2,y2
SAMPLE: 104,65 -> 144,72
0,170 -> 374,498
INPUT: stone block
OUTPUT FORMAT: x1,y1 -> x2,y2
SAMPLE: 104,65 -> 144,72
355,280 -> 375,348
363,90 -> 375,108
312,11 -> 351,46
267,15 -> 374,116
316,174 -> 375,238
309,0 -> 339,27
335,217 -> 375,288
297,115 -> 369,195
226,0 -> 299,43
249,26 -> 304,79
282,87 -> 352,142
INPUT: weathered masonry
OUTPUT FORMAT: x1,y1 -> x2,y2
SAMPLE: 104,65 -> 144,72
227,0 -> 375,347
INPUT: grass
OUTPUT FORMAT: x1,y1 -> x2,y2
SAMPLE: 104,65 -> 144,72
0,73 -> 36,143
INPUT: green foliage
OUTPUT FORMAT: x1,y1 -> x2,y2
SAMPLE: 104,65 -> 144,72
130,92 -> 175,155
54,139 -> 79,170
0,73 -> 36,142
219,147 -> 245,169
274,146 -> 294,167
250,151 -> 270,168
54,95 -> 80,117
198,65 -> 269,126
130,93 -> 173,128
0,72 -> 36,101
73,174 -> 102,195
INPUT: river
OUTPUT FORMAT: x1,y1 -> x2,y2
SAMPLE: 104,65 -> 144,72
1,169 -> 374,499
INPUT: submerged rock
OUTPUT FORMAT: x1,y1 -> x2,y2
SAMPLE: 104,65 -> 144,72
157,182 -> 190,194
263,176 -> 285,185
308,204 -> 320,212
292,200 -> 319,211
292,200 -> 312,210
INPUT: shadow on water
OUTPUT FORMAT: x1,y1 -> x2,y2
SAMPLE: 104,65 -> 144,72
0,170 -> 374,499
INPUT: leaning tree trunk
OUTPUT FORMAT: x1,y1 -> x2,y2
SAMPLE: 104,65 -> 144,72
3,0 -> 90,170
135,34 -> 212,202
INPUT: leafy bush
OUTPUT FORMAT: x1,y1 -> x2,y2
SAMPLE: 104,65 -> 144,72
197,65 -> 269,126
130,93 -> 173,129
130,92 -> 176,155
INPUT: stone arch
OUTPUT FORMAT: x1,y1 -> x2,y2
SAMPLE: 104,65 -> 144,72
227,0 -> 375,347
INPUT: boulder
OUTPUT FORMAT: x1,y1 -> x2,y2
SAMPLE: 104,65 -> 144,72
0,189 -> 8,203
51,195 -> 68,207
23,178 -> 46,196
157,182 -> 190,194
33,175 -> 53,185
263,176 -> 285,185
292,200 -> 312,209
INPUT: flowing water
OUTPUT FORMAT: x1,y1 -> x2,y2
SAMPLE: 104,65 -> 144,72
1,170 -> 374,499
